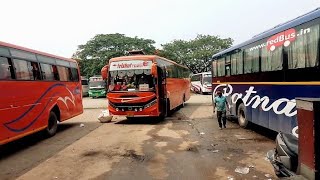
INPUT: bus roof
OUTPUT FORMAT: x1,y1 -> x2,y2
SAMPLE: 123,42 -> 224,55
109,55 -> 189,69
0,41 -> 76,63
212,7 -> 320,59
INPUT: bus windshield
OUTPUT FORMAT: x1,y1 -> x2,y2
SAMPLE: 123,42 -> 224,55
203,76 -> 212,84
108,69 -> 155,92
89,81 -> 105,88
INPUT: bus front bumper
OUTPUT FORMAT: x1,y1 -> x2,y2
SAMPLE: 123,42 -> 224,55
108,102 -> 159,117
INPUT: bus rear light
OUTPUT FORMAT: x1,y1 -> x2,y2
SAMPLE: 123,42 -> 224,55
139,108 -> 143,111
116,108 -> 119,111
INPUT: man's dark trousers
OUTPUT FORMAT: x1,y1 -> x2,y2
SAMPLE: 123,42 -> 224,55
217,111 -> 226,128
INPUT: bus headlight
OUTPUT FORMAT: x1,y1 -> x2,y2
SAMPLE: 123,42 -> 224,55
101,90 -> 106,94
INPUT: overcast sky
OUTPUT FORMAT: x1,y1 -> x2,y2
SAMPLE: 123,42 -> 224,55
0,0 -> 319,58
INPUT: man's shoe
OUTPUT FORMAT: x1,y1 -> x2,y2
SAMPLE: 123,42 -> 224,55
223,125 -> 226,128
219,127 -> 222,130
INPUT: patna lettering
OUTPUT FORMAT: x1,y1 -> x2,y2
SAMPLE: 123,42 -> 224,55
213,84 -> 297,117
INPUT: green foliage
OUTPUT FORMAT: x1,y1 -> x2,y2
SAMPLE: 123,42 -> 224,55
74,33 -> 233,76
73,33 -> 156,77
159,34 -> 233,74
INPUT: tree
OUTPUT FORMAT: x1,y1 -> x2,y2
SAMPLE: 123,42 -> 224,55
73,33 -> 156,77
159,34 -> 233,74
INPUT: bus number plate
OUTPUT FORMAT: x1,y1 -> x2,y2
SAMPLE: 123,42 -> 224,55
127,112 -> 134,117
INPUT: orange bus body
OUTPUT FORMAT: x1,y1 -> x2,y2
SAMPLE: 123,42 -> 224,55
0,41 -> 83,145
103,55 -> 190,118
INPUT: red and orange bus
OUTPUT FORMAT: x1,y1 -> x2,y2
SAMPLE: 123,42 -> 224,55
0,41 -> 83,145
101,54 -> 191,118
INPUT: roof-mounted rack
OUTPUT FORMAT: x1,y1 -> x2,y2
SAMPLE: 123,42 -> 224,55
127,50 -> 145,56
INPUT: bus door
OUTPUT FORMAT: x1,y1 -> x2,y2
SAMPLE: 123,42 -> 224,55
157,66 -> 167,116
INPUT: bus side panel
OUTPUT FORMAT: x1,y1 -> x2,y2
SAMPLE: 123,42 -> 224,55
0,81 -> 82,145
166,78 -> 178,109
185,78 -> 191,102
166,78 -> 191,110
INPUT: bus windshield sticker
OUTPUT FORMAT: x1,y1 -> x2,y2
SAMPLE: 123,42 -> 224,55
110,60 -> 152,71
139,84 -> 149,91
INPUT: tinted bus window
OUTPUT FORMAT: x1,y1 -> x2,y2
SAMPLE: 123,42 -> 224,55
287,23 -> 319,69
30,62 -> 41,80
261,42 -> 283,72
0,47 -> 10,56
40,63 -> 55,80
57,66 -> 69,81
212,60 -> 217,77
52,65 -> 59,80
231,51 -> 243,75
13,59 -> 32,80
0,57 -> 12,80
37,55 -> 56,65
70,68 -> 79,81
244,48 -> 259,73
10,49 -> 37,61
217,57 -> 225,76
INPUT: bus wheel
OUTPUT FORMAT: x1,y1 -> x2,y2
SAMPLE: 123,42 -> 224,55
237,103 -> 249,128
45,111 -> 58,137
167,99 -> 172,117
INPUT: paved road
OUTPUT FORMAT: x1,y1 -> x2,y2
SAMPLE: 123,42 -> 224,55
1,95 -> 277,180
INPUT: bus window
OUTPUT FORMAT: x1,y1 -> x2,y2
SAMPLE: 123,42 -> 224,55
109,70 -> 154,92
40,63 -> 55,81
52,65 -> 59,80
0,57 -> 13,80
68,68 -> 73,81
13,59 -> 32,80
287,23 -> 319,69
261,42 -> 283,72
70,68 -> 79,82
217,57 -> 225,77
57,66 -> 69,81
226,65 -> 231,77
244,48 -> 259,74
212,60 -> 217,77
30,62 -> 41,80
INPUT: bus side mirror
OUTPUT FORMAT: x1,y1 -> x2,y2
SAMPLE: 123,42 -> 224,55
101,65 -> 109,80
151,63 -> 157,78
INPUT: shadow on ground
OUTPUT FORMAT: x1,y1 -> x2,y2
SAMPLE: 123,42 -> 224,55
0,121 -> 102,180
227,118 -> 278,140
0,123 -> 75,159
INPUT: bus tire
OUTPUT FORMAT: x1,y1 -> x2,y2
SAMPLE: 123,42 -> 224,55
45,111 -> 58,137
237,103 -> 249,128
167,99 -> 172,117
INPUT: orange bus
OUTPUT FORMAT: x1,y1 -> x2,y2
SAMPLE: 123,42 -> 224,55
101,54 -> 191,118
0,41 -> 83,145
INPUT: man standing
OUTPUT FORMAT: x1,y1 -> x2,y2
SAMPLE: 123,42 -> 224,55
213,90 -> 229,130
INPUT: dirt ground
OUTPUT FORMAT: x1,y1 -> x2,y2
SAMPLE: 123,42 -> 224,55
0,95 -> 277,180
